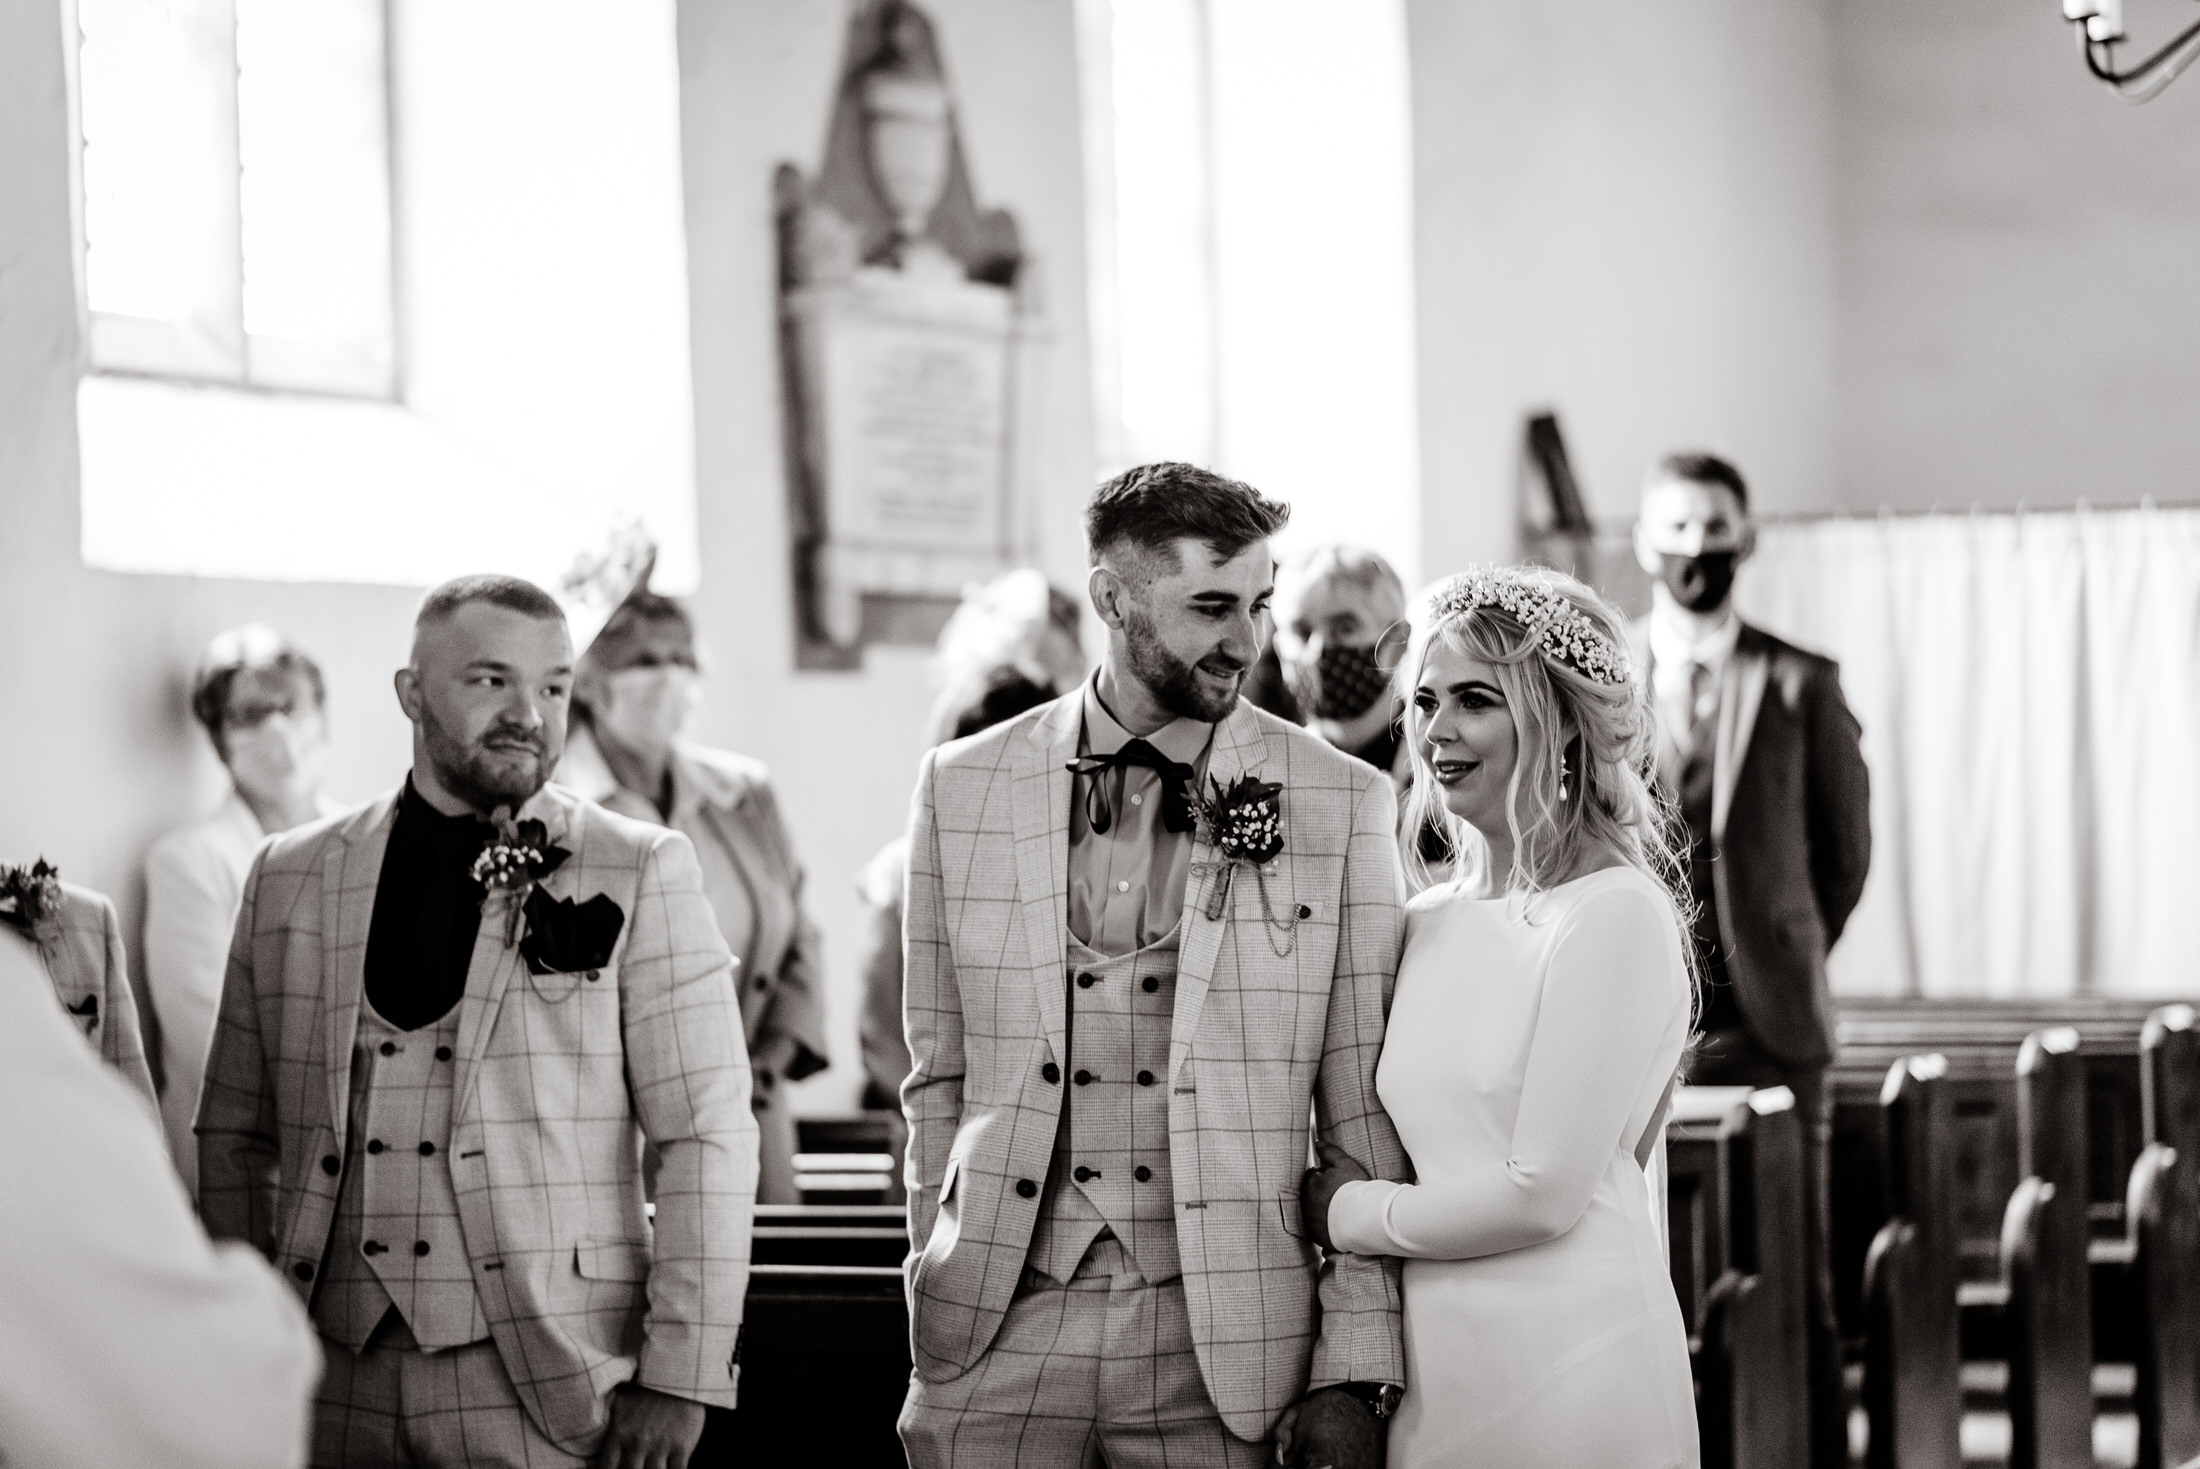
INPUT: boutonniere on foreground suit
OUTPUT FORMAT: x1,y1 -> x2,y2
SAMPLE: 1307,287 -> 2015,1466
469,808 -> 570,948
1193,775 -> 1300,955
0,857 -> 64,951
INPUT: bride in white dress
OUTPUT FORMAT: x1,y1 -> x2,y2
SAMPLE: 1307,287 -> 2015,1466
1295,566 -> 1700,1469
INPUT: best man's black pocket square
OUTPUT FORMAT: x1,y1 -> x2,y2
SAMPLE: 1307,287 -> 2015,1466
519,889 -> 625,977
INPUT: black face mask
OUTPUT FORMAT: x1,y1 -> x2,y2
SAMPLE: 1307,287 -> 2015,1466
1656,552 -> 1738,613
1287,640 -> 1392,722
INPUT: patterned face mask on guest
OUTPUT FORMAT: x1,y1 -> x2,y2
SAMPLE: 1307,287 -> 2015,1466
1286,639 -> 1392,722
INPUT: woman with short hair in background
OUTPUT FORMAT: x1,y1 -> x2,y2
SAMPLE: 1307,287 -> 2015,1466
145,625 -> 337,1192
559,586 -> 828,1204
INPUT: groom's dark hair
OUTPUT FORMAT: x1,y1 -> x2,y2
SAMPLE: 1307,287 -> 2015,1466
414,574 -> 565,632
1085,462 -> 1290,577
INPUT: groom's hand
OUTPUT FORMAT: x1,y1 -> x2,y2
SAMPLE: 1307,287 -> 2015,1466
594,1384 -> 706,1469
1301,1138 -> 1372,1253
1272,1387 -> 1381,1469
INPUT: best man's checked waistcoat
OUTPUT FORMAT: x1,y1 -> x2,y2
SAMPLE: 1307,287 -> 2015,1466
313,1001 -> 490,1351
1028,929 -> 1182,1284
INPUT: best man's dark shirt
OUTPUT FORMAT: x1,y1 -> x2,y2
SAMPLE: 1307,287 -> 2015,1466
363,779 -> 491,1031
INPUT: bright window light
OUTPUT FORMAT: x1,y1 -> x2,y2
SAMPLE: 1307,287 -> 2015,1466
1081,0 -> 1421,581
74,0 -> 395,396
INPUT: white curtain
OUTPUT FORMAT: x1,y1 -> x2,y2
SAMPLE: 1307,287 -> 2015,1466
1732,506 -> 2200,999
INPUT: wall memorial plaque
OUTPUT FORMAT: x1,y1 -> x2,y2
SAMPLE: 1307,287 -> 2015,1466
778,0 -> 1036,663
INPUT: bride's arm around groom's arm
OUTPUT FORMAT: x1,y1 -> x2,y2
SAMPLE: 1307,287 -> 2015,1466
1326,883 -> 1675,1261
1305,766 -> 1413,1389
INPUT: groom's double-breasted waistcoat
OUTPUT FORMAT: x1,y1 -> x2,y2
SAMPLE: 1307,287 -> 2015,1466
196,782 -> 758,1455
901,693 -> 1409,1441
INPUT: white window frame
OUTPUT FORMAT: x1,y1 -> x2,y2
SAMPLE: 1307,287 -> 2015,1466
62,0 -> 399,400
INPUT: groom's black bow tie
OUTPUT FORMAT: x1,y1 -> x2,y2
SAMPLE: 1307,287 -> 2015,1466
1066,740 -> 1196,836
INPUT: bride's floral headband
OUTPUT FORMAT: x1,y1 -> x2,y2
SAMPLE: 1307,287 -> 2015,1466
1423,567 -> 1632,686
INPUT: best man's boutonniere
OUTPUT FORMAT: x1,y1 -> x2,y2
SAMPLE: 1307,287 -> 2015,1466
1193,775 -> 1299,954
0,858 -> 64,949
470,808 -> 570,947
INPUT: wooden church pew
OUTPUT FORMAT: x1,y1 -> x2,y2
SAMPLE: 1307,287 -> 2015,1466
694,1205 -> 913,1468
1864,1053 -> 1963,1469
1996,1028 -> 2095,1469
1666,1084 -> 1810,1469
1829,999 -> 2158,1363
2128,1004 -> 2200,1469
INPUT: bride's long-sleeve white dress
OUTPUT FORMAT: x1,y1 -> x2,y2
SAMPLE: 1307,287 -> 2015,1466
1327,865 -> 1699,1469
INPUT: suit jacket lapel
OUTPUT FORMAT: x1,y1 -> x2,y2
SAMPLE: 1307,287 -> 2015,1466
1714,629 -> 1770,841
1170,703 -> 1261,1084
323,792 -> 399,1140
1012,697 -> 1080,1066
453,790 -> 575,1124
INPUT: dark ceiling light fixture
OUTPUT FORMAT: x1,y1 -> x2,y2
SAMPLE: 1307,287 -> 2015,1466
2063,0 -> 2200,101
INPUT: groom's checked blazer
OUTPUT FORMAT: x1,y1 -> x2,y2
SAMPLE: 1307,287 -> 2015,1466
197,782 -> 757,1454
902,693 -> 1409,1440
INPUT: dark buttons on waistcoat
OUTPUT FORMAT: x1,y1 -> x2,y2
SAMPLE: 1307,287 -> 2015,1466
435,1046 -> 453,1061
1295,903 -> 1313,920
1076,972 -> 1099,989
366,1139 -> 384,1155
1041,1062 -> 1060,1084
1141,976 -> 1159,993
1016,1178 -> 1038,1198
362,1240 -> 386,1256
1074,1070 -> 1093,1086
1073,1166 -> 1098,1183
755,976 -> 769,992
1138,1070 -> 1155,1087
322,1154 -> 341,1175
414,1241 -> 431,1257
1135,1166 -> 1152,1182
294,1261 -> 315,1281
418,1141 -> 437,1157
379,1041 -> 397,1057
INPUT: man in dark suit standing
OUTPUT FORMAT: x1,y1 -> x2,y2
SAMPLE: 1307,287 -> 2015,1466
1631,451 -> 1871,1469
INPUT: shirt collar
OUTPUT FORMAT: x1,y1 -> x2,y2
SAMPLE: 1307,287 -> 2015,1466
1080,673 -> 1216,768
1649,603 -> 1741,675
398,775 -> 492,841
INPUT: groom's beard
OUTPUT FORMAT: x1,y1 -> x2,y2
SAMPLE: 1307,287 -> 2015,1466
419,701 -> 555,813
1124,605 -> 1244,724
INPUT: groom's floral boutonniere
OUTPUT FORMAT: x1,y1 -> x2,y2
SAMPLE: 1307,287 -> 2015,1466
470,808 -> 570,947
1194,775 -> 1299,954
0,858 -> 64,950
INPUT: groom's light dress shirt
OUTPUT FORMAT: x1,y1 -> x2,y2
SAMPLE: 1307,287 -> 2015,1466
1066,678 -> 1217,956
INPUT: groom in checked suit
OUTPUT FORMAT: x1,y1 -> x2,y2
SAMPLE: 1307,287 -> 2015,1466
1631,452 -> 1872,1469
899,463 -> 1409,1469
198,575 -> 757,1469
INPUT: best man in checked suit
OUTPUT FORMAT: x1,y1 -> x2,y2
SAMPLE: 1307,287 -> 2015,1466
899,464 -> 1410,1469
198,575 -> 757,1469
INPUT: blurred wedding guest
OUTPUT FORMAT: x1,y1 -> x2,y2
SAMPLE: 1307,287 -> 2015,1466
854,570 -> 1084,1110
560,583 -> 826,1204
1,924 -> 317,1469
1271,545 -> 1410,779
3,857 -> 157,1108
146,626 -> 336,1190
1632,450 -> 1871,1469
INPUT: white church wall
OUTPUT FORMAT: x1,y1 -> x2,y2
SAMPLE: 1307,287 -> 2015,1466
1831,0 -> 2200,512
1405,0 -> 1843,572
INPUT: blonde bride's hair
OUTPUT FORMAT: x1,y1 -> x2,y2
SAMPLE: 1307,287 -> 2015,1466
1399,565 -> 1699,1008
